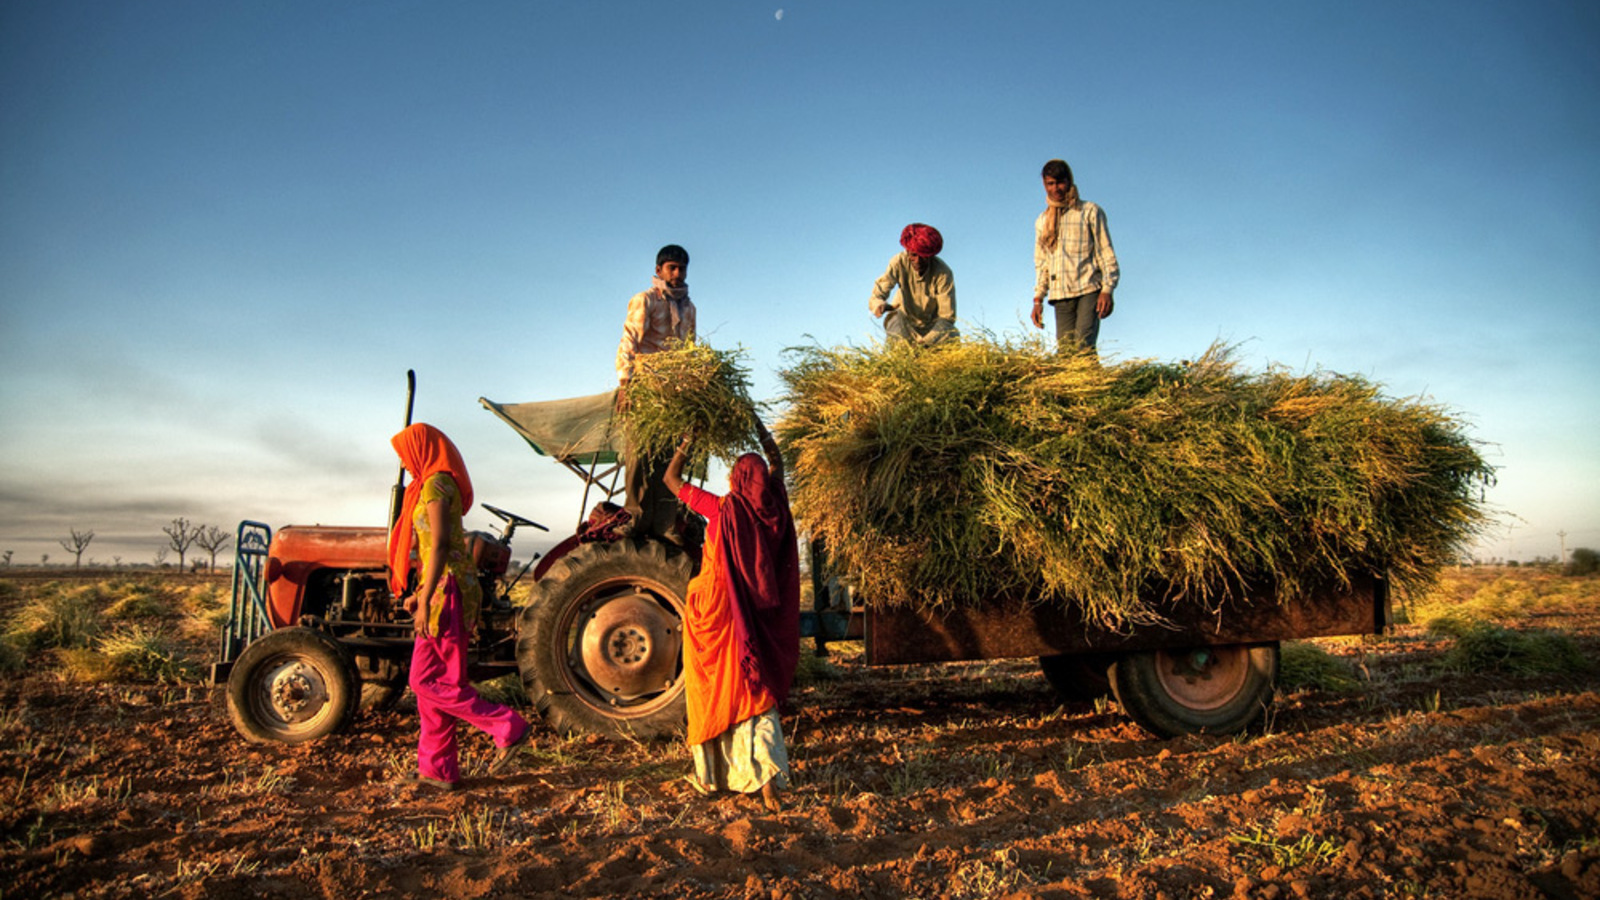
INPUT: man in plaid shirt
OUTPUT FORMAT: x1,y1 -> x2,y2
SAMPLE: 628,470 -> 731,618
1030,159 -> 1119,352
615,244 -> 696,539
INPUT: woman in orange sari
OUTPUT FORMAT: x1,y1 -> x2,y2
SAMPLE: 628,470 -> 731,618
389,423 -> 529,790
664,421 -> 800,811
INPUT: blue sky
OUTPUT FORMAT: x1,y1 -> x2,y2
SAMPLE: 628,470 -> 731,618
2,0 -> 1596,567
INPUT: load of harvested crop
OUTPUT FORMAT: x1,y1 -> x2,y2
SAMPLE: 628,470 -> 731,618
776,336 -> 1493,629
620,340 -> 763,465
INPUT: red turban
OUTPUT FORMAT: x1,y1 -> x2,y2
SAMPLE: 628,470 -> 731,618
899,223 -> 943,258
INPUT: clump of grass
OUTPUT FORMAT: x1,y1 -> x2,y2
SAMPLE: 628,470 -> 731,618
98,624 -> 193,682
1278,642 -> 1362,693
473,673 -> 528,707
778,335 -> 1492,628
621,340 -> 762,465
177,582 -> 230,639
1227,826 -> 1342,870
0,636 -> 25,673
1405,568 -> 1599,626
1432,620 -> 1587,676
56,647 -> 118,682
949,849 -> 1036,898
5,585 -> 102,653
104,578 -> 177,619
55,622 -> 195,684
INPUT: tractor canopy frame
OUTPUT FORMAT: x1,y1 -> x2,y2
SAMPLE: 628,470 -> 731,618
480,390 -> 629,531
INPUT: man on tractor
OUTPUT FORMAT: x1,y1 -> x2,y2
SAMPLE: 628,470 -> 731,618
615,243 -> 697,541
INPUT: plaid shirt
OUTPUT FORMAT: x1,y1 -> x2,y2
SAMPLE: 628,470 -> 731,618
616,288 -> 696,381
1034,200 -> 1119,300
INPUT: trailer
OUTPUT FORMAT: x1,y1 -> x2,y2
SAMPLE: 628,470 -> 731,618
213,385 -> 1388,745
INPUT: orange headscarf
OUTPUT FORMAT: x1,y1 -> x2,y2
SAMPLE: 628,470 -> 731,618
387,423 -> 474,596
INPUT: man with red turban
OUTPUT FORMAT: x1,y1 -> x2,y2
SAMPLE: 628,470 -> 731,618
868,223 -> 957,348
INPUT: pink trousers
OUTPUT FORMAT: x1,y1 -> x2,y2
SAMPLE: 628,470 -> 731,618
409,577 -> 527,783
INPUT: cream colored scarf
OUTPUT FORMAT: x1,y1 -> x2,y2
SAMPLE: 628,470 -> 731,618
1037,184 -> 1080,253
652,275 -> 690,333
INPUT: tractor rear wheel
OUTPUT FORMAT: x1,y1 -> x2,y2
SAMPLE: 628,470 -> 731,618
517,540 -> 692,739
1109,642 -> 1278,738
226,627 -> 359,744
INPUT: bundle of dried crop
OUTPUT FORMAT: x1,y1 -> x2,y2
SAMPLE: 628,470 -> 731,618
777,336 -> 1493,630
620,340 -> 763,465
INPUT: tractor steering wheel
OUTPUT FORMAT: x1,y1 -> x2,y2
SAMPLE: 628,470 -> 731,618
482,503 -> 548,536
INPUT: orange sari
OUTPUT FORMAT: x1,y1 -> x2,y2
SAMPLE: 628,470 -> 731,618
682,522 -> 777,745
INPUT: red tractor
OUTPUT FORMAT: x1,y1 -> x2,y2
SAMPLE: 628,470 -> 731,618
212,386 -> 715,744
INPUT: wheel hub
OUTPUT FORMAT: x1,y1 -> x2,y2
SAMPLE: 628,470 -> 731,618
265,662 -> 329,723
1155,647 -> 1248,711
578,592 -> 682,702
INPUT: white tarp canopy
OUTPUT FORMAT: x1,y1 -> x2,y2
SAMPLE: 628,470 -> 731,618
480,390 -> 624,465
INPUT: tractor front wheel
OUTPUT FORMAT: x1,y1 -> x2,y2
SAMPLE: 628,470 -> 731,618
517,540 -> 693,740
1109,642 -> 1278,738
226,627 -> 359,744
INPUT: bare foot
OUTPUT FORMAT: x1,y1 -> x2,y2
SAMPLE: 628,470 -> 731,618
760,781 -> 782,813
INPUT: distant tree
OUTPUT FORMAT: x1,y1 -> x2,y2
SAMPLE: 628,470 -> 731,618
195,525 -> 233,572
40,553 -> 50,567
113,556 -> 123,569
58,528 -> 95,568
1568,548 -> 1599,577
154,547 -> 170,568
163,517 -> 199,573
2,550 -> 11,567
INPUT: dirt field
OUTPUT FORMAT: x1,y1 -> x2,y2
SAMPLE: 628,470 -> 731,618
2,573 -> 1599,899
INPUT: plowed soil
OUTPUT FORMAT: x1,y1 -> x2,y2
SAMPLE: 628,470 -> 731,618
3,610 -> 1599,899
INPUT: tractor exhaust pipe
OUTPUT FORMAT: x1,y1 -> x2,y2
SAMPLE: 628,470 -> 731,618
386,369 -> 417,533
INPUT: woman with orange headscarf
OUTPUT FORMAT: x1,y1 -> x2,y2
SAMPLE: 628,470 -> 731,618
664,419 -> 800,811
389,423 -> 529,790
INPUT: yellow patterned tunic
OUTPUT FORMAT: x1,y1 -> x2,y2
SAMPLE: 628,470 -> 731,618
413,473 -> 482,633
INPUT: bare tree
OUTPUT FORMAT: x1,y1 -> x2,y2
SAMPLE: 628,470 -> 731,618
2,550 -> 11,567
162,517 -> 199,572
154,547 -> 169,568
195,525 -> 233,572
59,528 -> 95,568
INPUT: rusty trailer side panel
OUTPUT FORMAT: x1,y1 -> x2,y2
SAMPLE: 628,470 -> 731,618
863,573 -> 1388,666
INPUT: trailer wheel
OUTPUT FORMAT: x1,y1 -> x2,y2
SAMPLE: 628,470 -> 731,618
1109,642 -> 1278,738
517,540 -> 691,739
226,627 -> 359,744
1039,652 -> 1114,702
